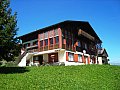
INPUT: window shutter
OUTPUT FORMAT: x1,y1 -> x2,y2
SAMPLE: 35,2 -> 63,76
74,54 -> 78,62
66,52 -> 68,61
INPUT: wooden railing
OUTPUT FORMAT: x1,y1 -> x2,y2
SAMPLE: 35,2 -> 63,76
78,29 -> 95,41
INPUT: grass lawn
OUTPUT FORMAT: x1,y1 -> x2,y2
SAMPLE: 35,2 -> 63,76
0,65 -> 120,90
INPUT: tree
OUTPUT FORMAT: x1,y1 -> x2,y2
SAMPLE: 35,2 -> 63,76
0,0 -> 20,62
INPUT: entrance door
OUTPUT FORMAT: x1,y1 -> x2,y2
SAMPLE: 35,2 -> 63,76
33,55 -> 43,65
48,53 -> 58,63
39,55 -> 43,65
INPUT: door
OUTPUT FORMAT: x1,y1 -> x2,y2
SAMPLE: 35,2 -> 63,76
48,53 -> 58,63
39,55 -> 43,65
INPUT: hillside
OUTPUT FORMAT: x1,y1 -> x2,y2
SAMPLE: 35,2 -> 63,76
0,65 -> 120,90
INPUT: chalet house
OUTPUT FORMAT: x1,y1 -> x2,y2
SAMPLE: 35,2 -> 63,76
98,48 -> 109,64
18,20 -> 108,66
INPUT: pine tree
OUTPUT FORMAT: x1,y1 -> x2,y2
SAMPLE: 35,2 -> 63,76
0,0 -> 20,62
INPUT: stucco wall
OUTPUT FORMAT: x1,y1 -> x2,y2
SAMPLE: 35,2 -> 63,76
58,50 -> 66,62
98,57 -> 102,65
43,54 -> 48,62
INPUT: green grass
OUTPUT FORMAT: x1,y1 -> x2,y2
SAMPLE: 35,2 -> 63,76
0,65 -> 120,90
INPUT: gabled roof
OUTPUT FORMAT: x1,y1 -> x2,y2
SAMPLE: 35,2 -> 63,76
18,20 -> 102,43
98,48 -> 108,57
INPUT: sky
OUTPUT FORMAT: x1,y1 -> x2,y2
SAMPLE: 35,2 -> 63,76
10,0 -> 120,64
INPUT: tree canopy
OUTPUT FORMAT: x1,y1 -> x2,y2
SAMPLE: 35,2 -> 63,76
0,0 -> 20,61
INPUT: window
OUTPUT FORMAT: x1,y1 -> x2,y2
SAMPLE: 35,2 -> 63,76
78,54 -> 82,62
50,38 -> 53,45
72,34 -> 74,46
65,30 -> 67,35
44,39 -> 48,46
78,41 -> 81,47
27,43 -> 30,47
40,40 -> 43,47
33,56 -> 39,60
66,38 -> 69,48
68,53 -> 74,61
85,43 -> 87,49
33,41 -> 38,45
24,44 -> 27,48
55,36 -> 59,44
68,31 -> 71,39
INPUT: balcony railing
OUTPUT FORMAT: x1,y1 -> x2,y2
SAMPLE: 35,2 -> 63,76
28,49 -> 39,53
54,44 -> 59,49
26,45 -> 38,49
78,29 -> 95,41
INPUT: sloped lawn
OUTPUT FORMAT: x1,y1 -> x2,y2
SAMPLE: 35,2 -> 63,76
0,65 -> 120,90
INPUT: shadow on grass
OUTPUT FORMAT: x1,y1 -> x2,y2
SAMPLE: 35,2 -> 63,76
0,67 -> 29,74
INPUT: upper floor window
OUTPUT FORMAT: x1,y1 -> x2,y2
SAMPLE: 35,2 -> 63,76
44,39 -> 48,46
78,41 -> 81,47
55,36 -> 59,44
65,30 -> 67,35
27,43 -> 30,47
68,31 -> 71,39
40,40 -> 43,47
23,44 -> 27,48
85,43 -> 87,49
50,38 -> 53,45
33,41 -> 38,45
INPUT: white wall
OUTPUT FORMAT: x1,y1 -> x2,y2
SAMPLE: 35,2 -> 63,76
43,54 -> 48,62
18,53 -> 33,67
98,57 -> 102,65
18,53 -> 29,67
58,50 -> 66,62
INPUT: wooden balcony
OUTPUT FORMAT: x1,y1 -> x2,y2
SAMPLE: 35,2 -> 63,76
44,46 -> 48,51
49,45 -> 53,50
62,44 -> 66,49
78,29 -> 95,41
26,45 -> 38,49
54,44 -> 59,49
28,48 -> 39,53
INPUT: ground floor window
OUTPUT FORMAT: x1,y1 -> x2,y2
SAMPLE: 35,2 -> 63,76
33,56 -> 39,60
68,53 -> 74,61
78,54 -> 82,62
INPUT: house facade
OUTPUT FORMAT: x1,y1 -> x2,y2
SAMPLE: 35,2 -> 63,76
98,48 -> 109,64
18,20 -> 106,66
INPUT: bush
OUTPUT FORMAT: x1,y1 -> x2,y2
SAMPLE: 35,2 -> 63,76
5,61 -> 17,67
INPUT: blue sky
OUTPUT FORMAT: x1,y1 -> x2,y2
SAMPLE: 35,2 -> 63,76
10,0 -> 120,64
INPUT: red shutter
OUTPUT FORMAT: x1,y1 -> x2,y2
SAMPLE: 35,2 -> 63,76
82,55 -> 85,64
74,54 -> 78,62
66,52 -> 69,61
88,56 -> 90,64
